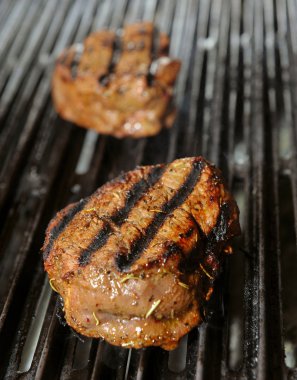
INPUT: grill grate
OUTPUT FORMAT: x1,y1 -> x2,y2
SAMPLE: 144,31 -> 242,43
1,0 -> 297,379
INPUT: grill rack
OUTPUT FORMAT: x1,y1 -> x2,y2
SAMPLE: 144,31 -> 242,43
0,0 -> 297,379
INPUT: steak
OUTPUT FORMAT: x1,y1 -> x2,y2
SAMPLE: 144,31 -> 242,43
43,157 -> 241,350
52,22 -> 181,138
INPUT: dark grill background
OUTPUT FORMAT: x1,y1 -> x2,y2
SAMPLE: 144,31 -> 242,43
1,0 -> 297,379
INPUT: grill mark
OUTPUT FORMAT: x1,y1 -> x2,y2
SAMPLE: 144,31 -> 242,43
111,166 -> 164,225
147,26 -> 160,86
99,30 -> 122,86
116,160 -> 206,271
109,29 -> 122,72
79,221 -> 112,266
43,198 -> 88,260
152,26 -> 160,61
98,73 -> 110,86
71,44 -> 84,79
78,165 -> 165,266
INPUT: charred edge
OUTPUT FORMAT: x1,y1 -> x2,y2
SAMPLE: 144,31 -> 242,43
79,222 -> 112,266
207,202 -> 231,247
43,199 -> 88,261
78,165 -> 165,266
56,296 -> 67,327
147,26 -> 160,86
70,47 -> 84,79
201,202 -> 232,275
116,160 -> 206,271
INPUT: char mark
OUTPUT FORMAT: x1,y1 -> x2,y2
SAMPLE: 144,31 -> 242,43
147,26 -> 160,86
43,198 -> 88,260
79,221 -> 112,266
109,29 -> 122,73
116,159 -> 206,271
70,44 -> 84,79
78,165 -> 165,266
99,29 -> 122,86
112,165 -> 164,225
98,73 -> 110,86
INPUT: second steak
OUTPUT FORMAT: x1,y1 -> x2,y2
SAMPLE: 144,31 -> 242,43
52,22 -> 181,138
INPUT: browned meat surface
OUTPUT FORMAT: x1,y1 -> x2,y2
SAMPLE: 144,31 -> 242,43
43,157 -> 240,350
52,22 -> 181,138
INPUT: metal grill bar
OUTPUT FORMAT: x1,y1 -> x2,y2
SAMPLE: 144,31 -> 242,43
0,0 -> 297,379
283,1 -> 297,377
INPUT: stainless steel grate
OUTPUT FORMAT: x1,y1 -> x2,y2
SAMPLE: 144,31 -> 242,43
1,0 -> 297,379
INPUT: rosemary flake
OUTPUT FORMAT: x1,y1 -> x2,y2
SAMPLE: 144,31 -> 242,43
83,208 -> 97,213
199,263 -> 214,280
178,281 -> 189,289
92,312 -> 99,326
145,299 -> 161,319
119,274 -> 138,283
49,278 -> 58,293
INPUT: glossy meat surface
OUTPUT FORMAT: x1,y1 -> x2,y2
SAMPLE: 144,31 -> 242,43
52,22 -> 181,138
43,157 -> 241,349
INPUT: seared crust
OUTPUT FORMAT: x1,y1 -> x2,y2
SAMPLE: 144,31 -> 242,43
43,157 -> 240,350
52,22 -> 181,138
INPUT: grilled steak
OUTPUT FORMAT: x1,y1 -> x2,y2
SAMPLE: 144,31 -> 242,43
52,22 -> 181,138
43,157 -> 240,350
